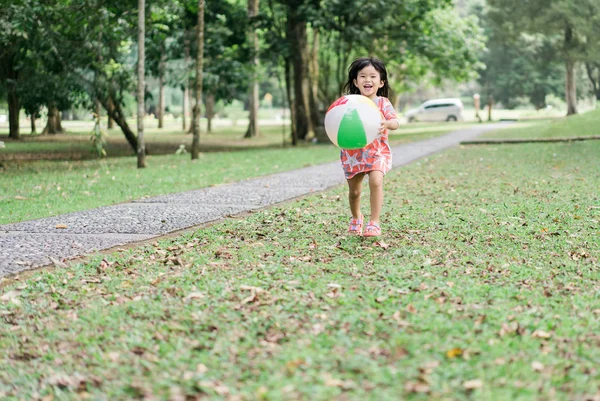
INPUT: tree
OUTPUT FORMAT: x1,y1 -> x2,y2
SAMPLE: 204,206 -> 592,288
0,1 -> 34,140
191,0 -> 205,160
138,0 -> 147,168
476,0 -> 564,110
244,0 -> 261,138
487,0 -> 600,115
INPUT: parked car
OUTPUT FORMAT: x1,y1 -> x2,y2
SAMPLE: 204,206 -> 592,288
405,98 -> 464,122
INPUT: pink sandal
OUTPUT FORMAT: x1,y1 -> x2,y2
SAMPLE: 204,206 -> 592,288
348,215 -> 364,235
363,222 -> 381,237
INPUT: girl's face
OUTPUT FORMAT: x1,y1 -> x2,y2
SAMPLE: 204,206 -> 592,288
353,64 -> 384,100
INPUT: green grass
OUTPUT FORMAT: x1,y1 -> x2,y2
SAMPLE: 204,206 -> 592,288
0,123 -> 457,225
480,108 -> 600,139
1,136 -> 599,399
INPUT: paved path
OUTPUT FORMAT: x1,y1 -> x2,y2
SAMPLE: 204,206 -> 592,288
0,124 -> 506,278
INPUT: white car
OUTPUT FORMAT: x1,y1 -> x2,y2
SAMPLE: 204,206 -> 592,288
405,98 -> 464,122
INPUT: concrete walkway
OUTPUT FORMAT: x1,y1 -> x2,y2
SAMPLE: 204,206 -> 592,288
0,124 -> 506,278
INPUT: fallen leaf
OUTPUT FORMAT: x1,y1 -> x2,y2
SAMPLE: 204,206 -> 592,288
404,381 -> 430,393
185,292 -> 205,301
532,361 -> 544,372
373,240 -> 390,249
463,379 -> 483,390
532,330 -> 552,339
55,224 -> 68,229
0,290 -> 21,302
446,347 -> 463,358
48,256 -> 67,268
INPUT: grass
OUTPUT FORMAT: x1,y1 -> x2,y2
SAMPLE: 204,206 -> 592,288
479,108 -> 600,140
0,122 -> 457,225
0,129 -> 598,399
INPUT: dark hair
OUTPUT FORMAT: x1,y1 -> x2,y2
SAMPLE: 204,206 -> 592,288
343,57 -> 390,98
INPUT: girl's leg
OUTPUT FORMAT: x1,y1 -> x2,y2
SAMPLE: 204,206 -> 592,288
347,173 -> 365,219
367,171 -> 384,224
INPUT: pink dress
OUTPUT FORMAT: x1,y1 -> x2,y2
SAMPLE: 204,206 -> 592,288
340,96 -> 397,179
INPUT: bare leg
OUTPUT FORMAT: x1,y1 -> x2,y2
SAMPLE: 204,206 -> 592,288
367,171 -> 384,224
347,173 -> 365,219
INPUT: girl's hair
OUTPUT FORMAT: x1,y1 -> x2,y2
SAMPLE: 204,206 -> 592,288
343,57 -> 390,98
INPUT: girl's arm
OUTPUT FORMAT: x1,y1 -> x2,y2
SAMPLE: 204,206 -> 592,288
379,98 -> 400,132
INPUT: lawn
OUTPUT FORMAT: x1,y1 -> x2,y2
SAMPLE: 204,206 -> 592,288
0,121 -> 458,225
479,108 -> 600,140
0,123 -> 598,399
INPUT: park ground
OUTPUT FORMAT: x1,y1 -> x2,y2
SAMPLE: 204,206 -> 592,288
0,109 -> 599,400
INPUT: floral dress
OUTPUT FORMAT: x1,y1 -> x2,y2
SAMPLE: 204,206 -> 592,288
340,96 -> 397,180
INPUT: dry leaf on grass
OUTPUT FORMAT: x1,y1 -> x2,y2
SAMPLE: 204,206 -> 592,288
404,381 -> 430,394
531,329 -> 552,339
463,379 -> 483,390
446,347 -> 463,359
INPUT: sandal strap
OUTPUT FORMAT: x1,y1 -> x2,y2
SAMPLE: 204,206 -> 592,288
365,222 -> 380,233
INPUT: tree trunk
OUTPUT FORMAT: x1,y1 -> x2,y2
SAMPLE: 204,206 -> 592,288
4,53 -> 20,140
158,48 -> 166,129
182,86 -> 188,131
191,0 -> 205,160
565,60 -> 578,116
100,95 -> 139,153
8,88 -> 20,140
287,8 -> 309,141
206,92 -> 215,133
30,111 -> 37,134
564,26 -> 577,116
284,58 -> 297,146
42,104 -> 65,135
182,34 -> 191,132
308,27 -> 326,142
108,115 -> 114,128
585,63 -> 600,100
244,0 -> 260,138
137,0 -> 146,167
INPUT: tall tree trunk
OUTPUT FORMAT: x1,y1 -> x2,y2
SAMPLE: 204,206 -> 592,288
206,92 -> 215,133
244,0 -> 260,138
30,111 -> 37,134
307,27 -> 325,142
5,53 -> 20,140
284,58 -> 297,146
108,115 -> 114,129
100,95 -> 139,153
8,88 -> 20,140
42,104 -> 65,135
158,48 -> 166,129
565,60 -> 578,116
564,26 -> 578,116
287,8 -> 309,141
182,86 -> 188,131
137,0 -> 146,167
191,0 -> 205,160
182,34 -> 191,132
585,63 -> 600,101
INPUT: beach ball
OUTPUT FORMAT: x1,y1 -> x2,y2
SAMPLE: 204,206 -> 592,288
324,95 -> 381,150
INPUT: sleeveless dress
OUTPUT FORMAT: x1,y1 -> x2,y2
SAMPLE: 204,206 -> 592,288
340,96 -> 397,180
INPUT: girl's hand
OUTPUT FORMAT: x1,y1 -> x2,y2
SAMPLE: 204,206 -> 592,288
378,119 -> 399,133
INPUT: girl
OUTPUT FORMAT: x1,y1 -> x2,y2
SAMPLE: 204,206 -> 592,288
341,57 -> 399,237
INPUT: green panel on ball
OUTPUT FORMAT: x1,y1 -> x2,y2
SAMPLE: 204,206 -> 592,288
337,107 -> 367,149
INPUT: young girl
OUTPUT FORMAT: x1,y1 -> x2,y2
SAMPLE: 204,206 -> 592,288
341,57 -> 399,237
